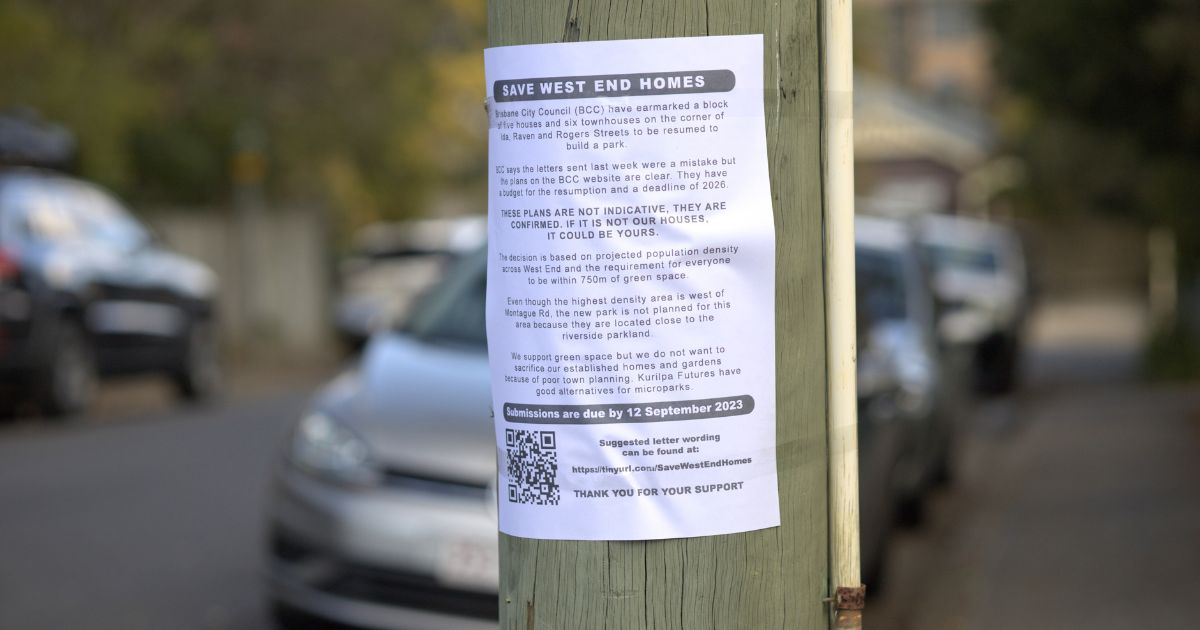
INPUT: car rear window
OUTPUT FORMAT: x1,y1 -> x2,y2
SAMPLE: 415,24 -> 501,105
66,184 -> 149,250
0,177 -> 81,243
924,243 -> 998,273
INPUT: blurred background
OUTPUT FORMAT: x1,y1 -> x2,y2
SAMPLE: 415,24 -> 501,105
0,1 -> 1197,629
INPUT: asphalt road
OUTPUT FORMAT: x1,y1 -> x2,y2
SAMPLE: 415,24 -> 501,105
0,386 -> 310,630
1,298 -> 1197,630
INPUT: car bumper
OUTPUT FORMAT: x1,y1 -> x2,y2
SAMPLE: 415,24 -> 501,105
265,465 -> 499,630
268,564 -> 497,630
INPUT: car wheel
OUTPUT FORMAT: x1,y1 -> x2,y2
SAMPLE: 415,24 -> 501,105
976,333 -> 1018,395
994,336 -> 1021,394
930,436 -> 956,488
862,541 -> 888,598
270,602 -> 340,630
40,319 -> 96,416
173,319 -> 221,401
897,491 -> 926,528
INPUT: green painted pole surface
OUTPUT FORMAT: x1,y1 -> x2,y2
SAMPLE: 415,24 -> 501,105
489,2 -> 831,628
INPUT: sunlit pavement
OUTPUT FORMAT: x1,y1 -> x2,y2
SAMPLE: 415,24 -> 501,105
870,296 -> 1200,629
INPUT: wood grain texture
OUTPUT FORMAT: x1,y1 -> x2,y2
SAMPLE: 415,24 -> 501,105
489,2 -> 830,627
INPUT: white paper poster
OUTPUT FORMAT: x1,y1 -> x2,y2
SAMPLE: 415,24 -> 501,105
485,35 -> 777,540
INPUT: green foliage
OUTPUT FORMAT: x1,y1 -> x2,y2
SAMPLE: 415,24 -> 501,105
985,0 -> 1200,270
1143,321 -> 1200,381
0,1 -> 154,188
0,0 -> 487,225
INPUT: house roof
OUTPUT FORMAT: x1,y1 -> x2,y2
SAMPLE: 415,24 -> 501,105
854,73 -> 992,170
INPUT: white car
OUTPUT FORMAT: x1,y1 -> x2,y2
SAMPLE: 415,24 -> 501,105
920,214 -> 1030,393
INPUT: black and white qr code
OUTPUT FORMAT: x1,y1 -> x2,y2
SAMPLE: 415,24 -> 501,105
505,428 -> 560,506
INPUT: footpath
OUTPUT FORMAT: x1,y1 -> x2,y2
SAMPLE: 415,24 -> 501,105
871,297 -> 1200,629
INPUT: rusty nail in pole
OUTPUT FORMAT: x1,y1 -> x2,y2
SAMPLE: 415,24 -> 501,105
833,585 -> 866,629
834,585 -> 866,610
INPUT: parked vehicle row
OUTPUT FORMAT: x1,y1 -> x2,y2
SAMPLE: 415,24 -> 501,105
857,211 -> 1030,582
920,214 -> 1030,394
264,212 -> 1029,627
855,214 -> 948,582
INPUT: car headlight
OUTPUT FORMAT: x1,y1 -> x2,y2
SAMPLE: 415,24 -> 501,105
289,411 -> 378,486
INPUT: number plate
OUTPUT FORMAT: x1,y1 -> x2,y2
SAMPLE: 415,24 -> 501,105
435,537 -> 499,591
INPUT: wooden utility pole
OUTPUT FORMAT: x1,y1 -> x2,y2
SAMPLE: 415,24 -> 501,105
489,2 -> 857,628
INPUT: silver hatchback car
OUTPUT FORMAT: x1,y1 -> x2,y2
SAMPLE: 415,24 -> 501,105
267,229 -> 953,624
266,249 -> 498,629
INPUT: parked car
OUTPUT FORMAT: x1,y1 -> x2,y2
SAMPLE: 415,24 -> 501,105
266,222 -> 955,624
334,217 -> 486,348
855,215 -> 950,581
267,247 -> 494,630
0,168 -> 219,415
920,214 -> 1030,393
0,109 -> 76,172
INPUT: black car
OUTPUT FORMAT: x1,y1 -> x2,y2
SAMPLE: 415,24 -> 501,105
0,169 -> 220,415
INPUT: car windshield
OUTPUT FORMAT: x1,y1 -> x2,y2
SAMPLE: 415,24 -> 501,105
857,247 -> 908,321
924,243 -> 998,274
400,247 -> 486,348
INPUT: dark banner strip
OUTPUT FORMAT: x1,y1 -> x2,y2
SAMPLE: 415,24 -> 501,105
494,69 -> 735,102
503,395 -> 754,425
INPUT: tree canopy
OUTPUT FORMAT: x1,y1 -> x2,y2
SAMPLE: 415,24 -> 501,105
0,0 -> 487,228
985,0 -> 1200,266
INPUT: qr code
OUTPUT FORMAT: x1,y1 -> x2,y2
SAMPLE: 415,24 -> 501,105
505,428 -> 560,506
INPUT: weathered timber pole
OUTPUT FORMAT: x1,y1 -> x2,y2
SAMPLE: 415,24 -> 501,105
489,2 -> 855,628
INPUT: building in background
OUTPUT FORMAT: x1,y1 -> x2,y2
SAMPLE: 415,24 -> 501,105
853,0 -> 1007,218
856,0 -> 992,109
853,0 -> 1154,305
855,73 -> 992,216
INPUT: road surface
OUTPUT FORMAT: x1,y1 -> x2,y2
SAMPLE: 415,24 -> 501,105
0,380 -> 313,630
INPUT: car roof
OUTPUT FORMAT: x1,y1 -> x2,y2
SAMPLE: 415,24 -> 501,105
855,214 -> 915,252
920,213 -> 1016,249
353,217 -> 486,258
0,167 -> 81,192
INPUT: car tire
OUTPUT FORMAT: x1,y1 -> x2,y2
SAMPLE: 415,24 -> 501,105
977,333 -> 1019,395
897,491 -> 926,528
271,601 -> 344,630
930,447 -> 954,488
994,336 -> 1021,394
40,319 -> 96,416
172,319 -> 221,401
862,543 -> 888,598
